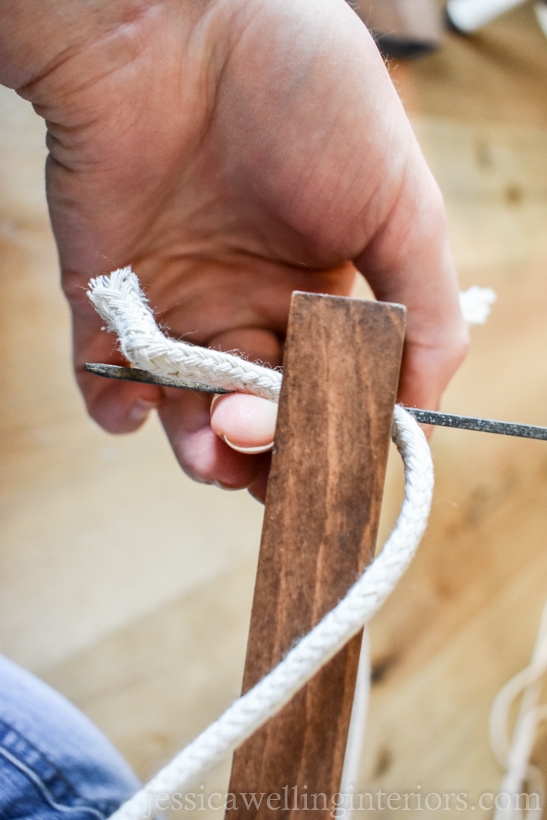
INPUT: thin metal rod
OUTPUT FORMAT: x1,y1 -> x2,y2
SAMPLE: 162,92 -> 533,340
84,363 -> 232,394
403,407 -> 547,442
85,363 -> 547,442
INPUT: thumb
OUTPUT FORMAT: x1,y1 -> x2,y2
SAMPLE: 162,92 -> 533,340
210,393 -> 277,454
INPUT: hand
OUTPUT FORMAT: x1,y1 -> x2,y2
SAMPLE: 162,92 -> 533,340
3,0 -> 468,501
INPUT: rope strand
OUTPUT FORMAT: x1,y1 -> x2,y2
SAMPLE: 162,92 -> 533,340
87,268 -> 434,820
89,268 -> 282,402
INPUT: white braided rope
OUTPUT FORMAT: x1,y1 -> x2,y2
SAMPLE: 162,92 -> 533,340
88,267 -> 281,402
87,269 -> 434,820
89,273 -> 495,390
109,407 -> 432,820
489,601 -> 547,819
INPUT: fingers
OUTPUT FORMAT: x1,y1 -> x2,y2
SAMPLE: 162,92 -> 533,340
83,355 -> 275,495
82,299 -> 281,496
210,394 -> 277,454
208,393 -> 277,503
158,389 -> 273,497
355,149 -> 469,411
79,371 -> 161,433
67,281 -> 161,433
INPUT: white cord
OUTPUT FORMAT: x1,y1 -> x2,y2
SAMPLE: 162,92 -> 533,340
109,406 -> 433,820
89,268 -> 281,402
490,602 -> 547,820
87,269 -> 434,820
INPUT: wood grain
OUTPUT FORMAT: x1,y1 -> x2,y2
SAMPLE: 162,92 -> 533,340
227,292 -> 405,819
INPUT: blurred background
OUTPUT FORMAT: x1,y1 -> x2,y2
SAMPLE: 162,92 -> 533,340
1,1 -> 547,816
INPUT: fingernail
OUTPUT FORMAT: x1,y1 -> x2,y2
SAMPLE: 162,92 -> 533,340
130,399 -> 158,423
210,394 -> 223,412
222,435 -> 274,455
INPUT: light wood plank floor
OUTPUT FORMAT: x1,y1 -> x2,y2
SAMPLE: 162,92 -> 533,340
1,3 -> 547,817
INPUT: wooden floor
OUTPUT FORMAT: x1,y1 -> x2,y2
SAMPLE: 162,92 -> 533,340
1,3 -> 547,817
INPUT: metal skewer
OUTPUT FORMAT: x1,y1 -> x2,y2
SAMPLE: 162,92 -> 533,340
85,363 -> 547,442
84,362 -> 232,394
403,407 -> 547,442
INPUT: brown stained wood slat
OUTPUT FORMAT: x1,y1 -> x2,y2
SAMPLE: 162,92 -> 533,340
227,292 -> 405,820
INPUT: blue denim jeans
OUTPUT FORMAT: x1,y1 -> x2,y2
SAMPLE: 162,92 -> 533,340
0,654 -> 140,818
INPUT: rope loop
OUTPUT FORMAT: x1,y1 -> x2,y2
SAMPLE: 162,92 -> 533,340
88,268 -> 435,820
